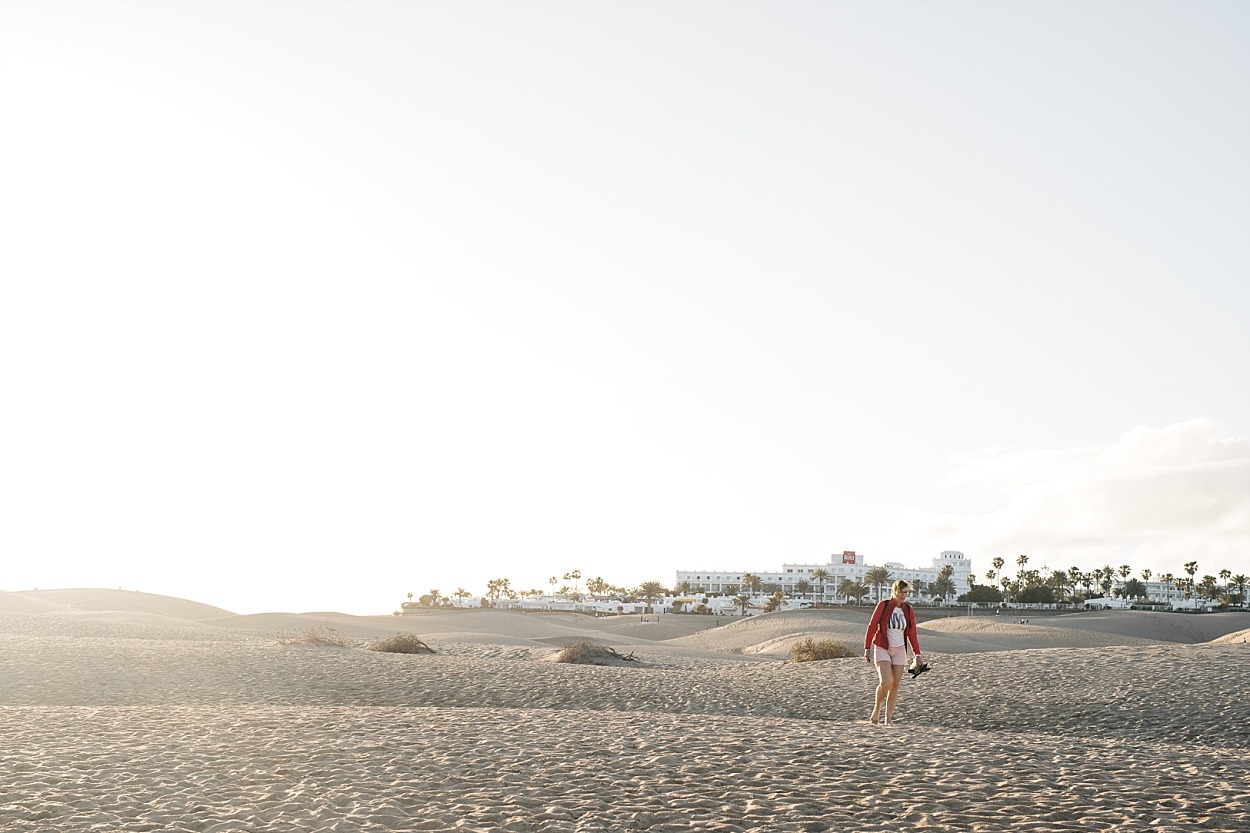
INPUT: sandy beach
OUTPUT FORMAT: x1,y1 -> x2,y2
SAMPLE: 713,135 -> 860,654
2,589 -> 1248,832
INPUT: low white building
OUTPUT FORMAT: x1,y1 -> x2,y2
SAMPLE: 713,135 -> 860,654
676,550 -> 974,603
1082,596 -> 1131,610
1101,579 -> 1207,608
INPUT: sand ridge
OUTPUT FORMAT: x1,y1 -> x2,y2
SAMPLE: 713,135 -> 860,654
1,589 -> 1247,832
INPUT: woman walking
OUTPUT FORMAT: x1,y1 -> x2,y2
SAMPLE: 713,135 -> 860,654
863,579 -> 922,725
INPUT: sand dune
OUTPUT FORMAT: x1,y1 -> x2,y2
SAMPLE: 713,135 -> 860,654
1209,627 -> 1250,645
668,607 -> 1249,656
8,587 -> 235,620
1,589 -> 1247,832
0,590 -> 59,615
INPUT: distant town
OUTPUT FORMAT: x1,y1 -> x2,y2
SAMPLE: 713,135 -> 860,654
402,552 -> 1249,615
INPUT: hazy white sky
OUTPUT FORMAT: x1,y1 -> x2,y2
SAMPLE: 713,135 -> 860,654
2,0 -> 1247,614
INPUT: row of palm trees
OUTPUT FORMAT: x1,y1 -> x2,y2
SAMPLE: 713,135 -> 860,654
408,573 -> 673,609
407,559 -> 1248,612
983,555 -> 1249,606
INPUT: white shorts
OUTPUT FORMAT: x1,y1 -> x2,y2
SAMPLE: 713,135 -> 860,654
873,645 -> 908,666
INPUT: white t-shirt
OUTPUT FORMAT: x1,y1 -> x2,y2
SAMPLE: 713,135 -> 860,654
886,605 -> 907,648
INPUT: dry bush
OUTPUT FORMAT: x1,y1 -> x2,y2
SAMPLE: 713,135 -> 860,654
790,637 -> 854,663
278,626 -> 353,648
555,641 -> 638,665
368,633 -> 436,654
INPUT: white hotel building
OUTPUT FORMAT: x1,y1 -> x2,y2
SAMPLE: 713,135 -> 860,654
676,550 -> 973,603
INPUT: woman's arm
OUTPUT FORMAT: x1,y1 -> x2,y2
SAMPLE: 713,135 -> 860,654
863,600 -> 886,650
906,605 -> 921,656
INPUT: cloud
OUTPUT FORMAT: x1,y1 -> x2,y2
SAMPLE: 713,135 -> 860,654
867,419 -> 1250,576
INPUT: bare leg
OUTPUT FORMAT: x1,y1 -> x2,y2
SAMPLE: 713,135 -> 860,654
871,660 -> 892,722
883,664 -> 906,723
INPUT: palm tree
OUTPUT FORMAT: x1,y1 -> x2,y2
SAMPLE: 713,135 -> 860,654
931,574 -> 956,606
636,581 -> 667,613
1047,570 -> 1070,604
454,588 -> 470,607
1118,565 -> 1132,583
1099,566 -> 1115,596
564,570 -> 582,597
1166,573 -> 1182,601
1227,574 -> 1248,606
733,594 -> 751,616
1015,554 -> 1029,586
810,568 -> 829,604
1219,569 -> 1232,597
794,579 -> 812,601
838,578 -> 867,605
740,573 -> 762,596
1068,566 -> 1082,589
1184,561 -> 1199,595
549,576 -> 559,598
992,557 -> 1006,579
864,566 -> 892,603
1141,569 -> 1153,583
927,565 -> 952,604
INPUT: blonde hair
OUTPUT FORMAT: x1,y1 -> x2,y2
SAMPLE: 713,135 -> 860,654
891,580 -> 910,595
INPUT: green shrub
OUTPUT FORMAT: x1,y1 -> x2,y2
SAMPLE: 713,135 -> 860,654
790,637 -> 853,663
368,633 -> 436,654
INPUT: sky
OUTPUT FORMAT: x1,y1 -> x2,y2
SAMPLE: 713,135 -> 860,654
2,0 -> 1248,615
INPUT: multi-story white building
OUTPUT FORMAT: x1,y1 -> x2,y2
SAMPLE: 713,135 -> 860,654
676,550 -> 973,603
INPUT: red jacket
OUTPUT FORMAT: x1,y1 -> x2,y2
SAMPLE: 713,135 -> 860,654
864,598 -> 921,655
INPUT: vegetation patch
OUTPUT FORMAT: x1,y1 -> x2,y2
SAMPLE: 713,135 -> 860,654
790,637 -> 854,663
555,641 -> 638,665
368,633 -> 436,654
278,626 -> 354,648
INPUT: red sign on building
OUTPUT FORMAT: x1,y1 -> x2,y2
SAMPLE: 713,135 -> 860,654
842,551 -> 856,564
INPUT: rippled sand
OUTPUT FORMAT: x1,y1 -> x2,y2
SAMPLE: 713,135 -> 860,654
1,592 -> 1247,832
